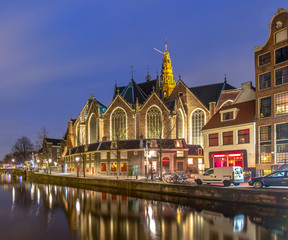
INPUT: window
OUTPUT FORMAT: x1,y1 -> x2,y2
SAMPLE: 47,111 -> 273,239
259,52 -> 271,66
86,154 -> 90,160
222,111 -> 234,121
111,108 -> 126,140
204,169 -> 213,176
238,129 -> 250,144
259,97 -> 271,118
276,45 -> 288,64
188,158 -> 193,164
275,29 -> 288,44
177,110 -> 184,139
110,162 -> 117,172
209,133 -> 218,146
120,162 -> 127,172
267,171 -> 285,177
89,114 -> 98,143
100,152 -> 107,159
146,107 -> 162,138
276,123 -> 288,164
259,72 -> 271,90
275,92 -> 288,114
276,66 -> 288,85
120,151 -> 127,159
110,150 -> 117,159
177,151 -> 184,157
260,125 -> 272,164
91,154 -> 95,160
191,109 -> 205,146
223,131 -> 233,145
101,162 -> 107,172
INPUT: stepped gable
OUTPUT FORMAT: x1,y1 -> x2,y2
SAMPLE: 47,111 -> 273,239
189,82 -> 236,109
202,100 -> 255,130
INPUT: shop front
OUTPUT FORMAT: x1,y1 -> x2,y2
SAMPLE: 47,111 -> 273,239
209,150 -> 248,170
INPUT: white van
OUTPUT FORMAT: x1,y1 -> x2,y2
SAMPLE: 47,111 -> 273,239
195,167 -> 244,186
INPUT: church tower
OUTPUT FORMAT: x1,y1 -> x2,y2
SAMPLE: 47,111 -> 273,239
161,40 -> 176,99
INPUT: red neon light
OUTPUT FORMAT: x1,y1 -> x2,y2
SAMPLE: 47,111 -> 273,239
213,154 -> 225,158
229,153 -> 242,157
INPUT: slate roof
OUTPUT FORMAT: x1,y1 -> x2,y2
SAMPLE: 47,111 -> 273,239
114,79 -> 157,105
165,100 -> 176,112
44,138 -> 62,146
187,145 -> 203,156
69,139 -> 189,154
202,100 -> 255,130
189,81 -> 236,109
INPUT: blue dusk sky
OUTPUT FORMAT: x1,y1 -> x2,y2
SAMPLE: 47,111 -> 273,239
0,1 -> 287,160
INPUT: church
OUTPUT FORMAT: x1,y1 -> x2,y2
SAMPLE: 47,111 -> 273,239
62,42 -> 237,177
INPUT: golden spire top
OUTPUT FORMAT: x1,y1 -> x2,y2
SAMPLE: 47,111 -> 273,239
164,38 -> 168,52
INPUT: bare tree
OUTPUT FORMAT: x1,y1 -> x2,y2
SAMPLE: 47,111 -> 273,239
35,127 -> 48,151
11,136 -> 34,162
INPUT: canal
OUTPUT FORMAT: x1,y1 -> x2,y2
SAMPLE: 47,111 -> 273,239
1,174 -> 288,240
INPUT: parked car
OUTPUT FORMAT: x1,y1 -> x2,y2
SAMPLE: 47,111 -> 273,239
195,167 -> 244,187
248,170 -> 288,188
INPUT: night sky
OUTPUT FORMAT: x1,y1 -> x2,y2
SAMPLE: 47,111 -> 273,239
0,1 -> 287,160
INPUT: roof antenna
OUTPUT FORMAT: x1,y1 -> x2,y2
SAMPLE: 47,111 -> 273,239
224,74 -> 227,83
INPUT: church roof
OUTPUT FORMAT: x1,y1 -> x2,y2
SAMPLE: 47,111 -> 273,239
189,81 -> 236,109
114,79 -> 158,105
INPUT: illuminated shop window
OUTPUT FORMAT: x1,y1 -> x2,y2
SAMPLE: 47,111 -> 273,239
110,162 -> 117,172
259,125 -> 272,164
120,162 -> 127,172
275,92 -> 288,114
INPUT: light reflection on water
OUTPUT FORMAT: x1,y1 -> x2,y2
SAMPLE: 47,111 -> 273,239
0,174 -> 288,240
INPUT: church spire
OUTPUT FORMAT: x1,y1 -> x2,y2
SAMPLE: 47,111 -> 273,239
161,38 -> 176,99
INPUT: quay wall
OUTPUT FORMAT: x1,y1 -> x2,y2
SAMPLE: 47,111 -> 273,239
22,171 -> 288,208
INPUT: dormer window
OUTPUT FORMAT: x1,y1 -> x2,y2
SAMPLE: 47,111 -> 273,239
220,108 -> 238,122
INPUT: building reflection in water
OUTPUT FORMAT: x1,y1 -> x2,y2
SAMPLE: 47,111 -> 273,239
0,174 -> 288,240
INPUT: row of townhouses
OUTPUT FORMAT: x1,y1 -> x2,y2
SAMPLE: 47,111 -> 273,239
38,9 -> 288,177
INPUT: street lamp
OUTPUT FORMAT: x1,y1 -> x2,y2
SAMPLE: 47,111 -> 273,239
75,157 -> 80,177
49,159 -> 52,174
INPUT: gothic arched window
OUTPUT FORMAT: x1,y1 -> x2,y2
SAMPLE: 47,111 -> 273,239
111,108 -> 127,140
191,109 -> 205,146
178,110 -> 184,139
89,114 -> 98,143
147,106 -> 162,138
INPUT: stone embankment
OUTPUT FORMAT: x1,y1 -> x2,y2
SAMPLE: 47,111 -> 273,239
19,171 -> 288,208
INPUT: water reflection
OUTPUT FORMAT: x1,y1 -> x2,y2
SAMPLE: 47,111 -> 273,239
0,174 -> 288,240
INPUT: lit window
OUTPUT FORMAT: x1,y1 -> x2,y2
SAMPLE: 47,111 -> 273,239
275,92 -> 288,114
260,125 -> 272,164
111,108 -> 126,140
101,162 -> 107,172
100,152 -> 107,159
177,151 -> 184,157
259,52 -> 271,66
259,72 -> 271,90
238,129 -> 250,144
276,123 -> 288,164
188,158 -> 193,164
120,151 -> 127,159
276,45 -> 288,64
275,29 -> 288,44
110,162 -> 117,172
259,97 -> 271,118
191,109 -> 205,146
147,107 -> 162,138
276,66 -> 288,85
120,162 -> 127,172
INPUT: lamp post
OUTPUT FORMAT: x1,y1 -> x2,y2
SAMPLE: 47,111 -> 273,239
75,157 -> 79,177
49,159 -> 52,174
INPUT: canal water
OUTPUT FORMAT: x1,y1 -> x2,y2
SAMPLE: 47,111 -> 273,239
1,174 -> 288,240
